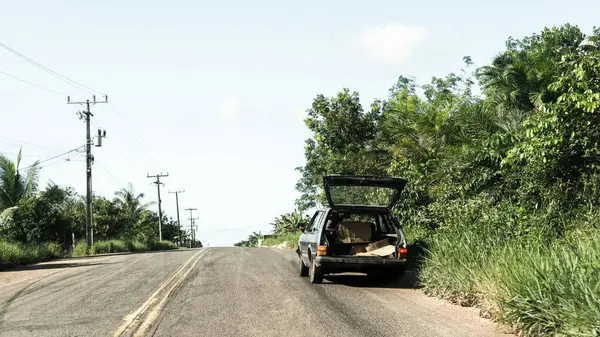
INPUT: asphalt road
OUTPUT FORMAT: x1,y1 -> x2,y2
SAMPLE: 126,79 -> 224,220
0,247 -> 512,337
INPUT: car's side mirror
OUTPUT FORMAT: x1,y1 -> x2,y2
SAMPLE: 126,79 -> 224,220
297,222 -> 306,232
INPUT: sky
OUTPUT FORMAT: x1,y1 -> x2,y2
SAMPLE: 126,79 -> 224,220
0,0 -> 598,246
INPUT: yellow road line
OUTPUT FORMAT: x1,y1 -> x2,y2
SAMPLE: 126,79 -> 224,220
111,248 -> 210,337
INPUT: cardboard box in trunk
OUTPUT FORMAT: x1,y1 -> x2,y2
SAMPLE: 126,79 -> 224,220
356,245 -> 395,257
366,238 -> 390,252
337,221 -> 372,243
350,243 -> 369,254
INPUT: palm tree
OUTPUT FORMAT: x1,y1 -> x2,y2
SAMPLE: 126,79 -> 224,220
271,210 -> 306,235
113,183 -> 154,224
247,231 -> 262,247
0,148 -> 40,211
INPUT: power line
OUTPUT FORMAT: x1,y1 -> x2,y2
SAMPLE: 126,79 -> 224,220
97,105 -> 149,167
103,102 -> 162,167
0,69 -> 68,96
97,162 -> 126,185
37,157 -> 83,170
0,41 -> 104,96
20,146 -> 85,171
0,136 -> 66,153
0,150 -> 44,159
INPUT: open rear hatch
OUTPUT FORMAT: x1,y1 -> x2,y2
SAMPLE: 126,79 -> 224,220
323,175 -> 407,212
322,175 -> 408,259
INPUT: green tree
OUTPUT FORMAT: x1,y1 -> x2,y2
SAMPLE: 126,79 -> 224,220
132,209 -> 160,243
90,196 -> 123,240
246,231 -> 262,247
0,148 -> 40,211
295,89 -> 385,210
504,28 -> 600,210
477,24 -> 585,115
271,210 -> 307,235
113,183 -> 154,238
4,183 -> 77,245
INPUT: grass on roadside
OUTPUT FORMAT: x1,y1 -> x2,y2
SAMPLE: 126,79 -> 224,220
261,231 -> 302,249
0,241 -> 63,270
73,239 -> 178,256
420,228 -> 600,336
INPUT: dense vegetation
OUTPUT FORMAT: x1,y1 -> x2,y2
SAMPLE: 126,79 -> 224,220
244,24 -> 600,336
234,210 -> 308,248
0,151 -> 192,269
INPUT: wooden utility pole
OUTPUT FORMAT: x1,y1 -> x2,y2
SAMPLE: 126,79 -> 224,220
189,217 -> 199,248
68,95 -> 108,254
148,173 -> 169,241
169,189 -> 185,246
185,208 -> 197,248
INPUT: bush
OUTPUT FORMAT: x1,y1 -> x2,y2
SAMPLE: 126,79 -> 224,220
261,231 -> 302,248
127,240 -> 147,252
73,240 -> 91,256
0,241 -> 63,269
93,240 -> 129,254
147,240 -> 178,251
72,239 -> 177,256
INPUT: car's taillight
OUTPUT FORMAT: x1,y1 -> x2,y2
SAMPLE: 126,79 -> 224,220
317,245 -> 327,256
397,247 -> 408,259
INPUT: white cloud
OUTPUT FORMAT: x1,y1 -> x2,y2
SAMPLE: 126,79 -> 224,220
218,97 -> 242,121
357,23 -> 426,63
217,97 -> 268,122
291,108 -> 307,122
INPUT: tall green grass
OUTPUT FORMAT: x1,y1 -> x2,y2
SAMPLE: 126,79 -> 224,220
421,228 -> 600,336
261,231 -> 302,249
147,240 -> 178,251
0,241 -> 63,270
73,239 -> 178,256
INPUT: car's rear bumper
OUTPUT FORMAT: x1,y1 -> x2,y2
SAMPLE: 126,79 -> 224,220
315,255 -> 407,273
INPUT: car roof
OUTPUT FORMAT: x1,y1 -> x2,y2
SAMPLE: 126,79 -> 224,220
316,207 -> 391,214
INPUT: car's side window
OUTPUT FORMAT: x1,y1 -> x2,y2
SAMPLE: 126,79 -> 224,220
304,212 -> 319,233
311,211 -> 324,232
305,211 -> 323,233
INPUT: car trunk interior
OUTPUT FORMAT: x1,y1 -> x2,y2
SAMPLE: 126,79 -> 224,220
324,218 -> 399,258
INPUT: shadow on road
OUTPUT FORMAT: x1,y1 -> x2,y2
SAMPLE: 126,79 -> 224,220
318,240 -> 429,290
325,270 -> 422,289
65,247 -> 202,260
9,261 -> 119,272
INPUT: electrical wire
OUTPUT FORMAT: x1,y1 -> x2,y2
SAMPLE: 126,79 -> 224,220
21,146 -> 85,171
0,69 -> 68,96
0,41 -> 104,96
100,102 -> 162,167
37,157 -> 82,170
96,162 -> 126,185
0,136 -> 66,153
0,41 -> 160,170
0,150 -> 40,158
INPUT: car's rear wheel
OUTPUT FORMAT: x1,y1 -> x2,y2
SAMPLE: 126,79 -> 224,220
309,260 -> 323,284
298,256 -> 309,277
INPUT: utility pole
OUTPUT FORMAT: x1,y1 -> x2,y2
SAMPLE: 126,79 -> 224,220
168,189 -> 185,246
68,95 -> 108,254
148,173 -> 169,241
189,217 -> 199,248
185,208 -> 197,248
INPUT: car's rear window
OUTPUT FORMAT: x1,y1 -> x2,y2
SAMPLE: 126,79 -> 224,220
329,185 -> 397,208
339,213 -> 397,234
